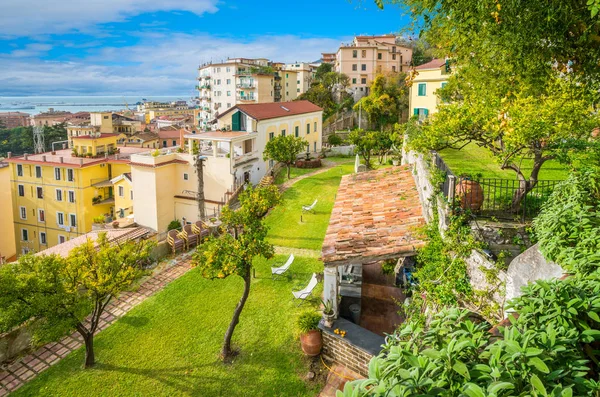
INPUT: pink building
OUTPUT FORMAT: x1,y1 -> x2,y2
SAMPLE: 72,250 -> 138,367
331,35 -> 412,99
0,112 -> 30,129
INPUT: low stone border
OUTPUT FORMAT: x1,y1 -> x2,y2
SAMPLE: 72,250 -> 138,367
0,253 -> 193,396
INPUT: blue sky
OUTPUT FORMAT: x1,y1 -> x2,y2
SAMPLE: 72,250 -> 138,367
0,0 -> 412,96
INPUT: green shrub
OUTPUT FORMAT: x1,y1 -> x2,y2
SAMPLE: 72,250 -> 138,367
297,311 -> 321,334
167,219 -> 181,231
92,216 -> 105,224
328,133 -> 343,146
534,168 -> 600,275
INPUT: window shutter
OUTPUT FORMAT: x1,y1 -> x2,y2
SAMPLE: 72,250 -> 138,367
231,111 -> 240,131
424,109 -> 429,116
414,108 -> 419,116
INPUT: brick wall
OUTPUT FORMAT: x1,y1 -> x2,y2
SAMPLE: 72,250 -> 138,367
321,332 -> 373,377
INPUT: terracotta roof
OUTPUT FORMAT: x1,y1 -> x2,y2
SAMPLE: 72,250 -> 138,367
5,147 -> 149,167
133,132 -> 159,141
36,227 -> 151,258
415,58 -> 447,70
219,100 -> 322,121
157,128 -> 182,139
184,130 -> 251,141
321,166 -> 426,267
129,159 -> 189,168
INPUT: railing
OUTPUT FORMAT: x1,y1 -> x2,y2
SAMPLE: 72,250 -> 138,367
233,151 -> 258,166
236,95 -> 256,101
431,152 -> 562,221
236,82 -> 256,89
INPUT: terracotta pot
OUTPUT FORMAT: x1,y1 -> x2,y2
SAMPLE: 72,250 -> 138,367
456,179 -> 484,211
300,330 -> 322,356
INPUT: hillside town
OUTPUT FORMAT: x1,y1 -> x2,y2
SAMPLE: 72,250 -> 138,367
0,1 -> 599,396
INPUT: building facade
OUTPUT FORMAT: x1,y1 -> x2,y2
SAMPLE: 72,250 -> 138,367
131,100 -> 323,233
0,160 -> 16,263
284,63 -> 318,96
326,35 -> 413,100
408,59 -> 451,119
5,134 -> 147,256
0,112 -> 30,129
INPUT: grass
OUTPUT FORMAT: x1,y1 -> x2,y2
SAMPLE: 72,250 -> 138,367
439,143 -> 569,180
12,255 -> 324,397
265,163 -> 355,251
274,166 -> 316,185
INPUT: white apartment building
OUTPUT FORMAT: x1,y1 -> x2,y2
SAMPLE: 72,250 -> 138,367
197,58 -> 300,130
284,62 -> 318,96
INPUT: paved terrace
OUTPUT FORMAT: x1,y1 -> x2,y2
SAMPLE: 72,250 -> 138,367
4,147 -> 151,167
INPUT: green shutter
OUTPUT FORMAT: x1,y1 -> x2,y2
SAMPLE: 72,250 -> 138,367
414,108 -> 419,116
232,111 -> 240,131
424,109 -> 429,116
418,83 -> 426,96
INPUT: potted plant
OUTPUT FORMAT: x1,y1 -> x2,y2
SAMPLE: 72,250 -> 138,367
321,299 -> 335,328
297,310 -> 322,356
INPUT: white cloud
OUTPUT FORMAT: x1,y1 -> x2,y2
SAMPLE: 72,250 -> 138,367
0,0 -> 219,36
0,34 -> 347,96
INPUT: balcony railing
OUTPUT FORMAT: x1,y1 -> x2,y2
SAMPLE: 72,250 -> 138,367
233,151 -> 259,166
236,82 -> 256,89
236,95 -> 256,101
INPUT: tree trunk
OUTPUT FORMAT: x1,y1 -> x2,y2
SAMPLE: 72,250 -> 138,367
221,270 -> 251,360
195,155 -> 206,220
83,333 -> 95,368
287,164 -> 291,179
510,153 -> 545,213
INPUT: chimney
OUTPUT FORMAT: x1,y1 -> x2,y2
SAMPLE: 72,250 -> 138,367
62,143 -> 66,149
42,155 -> 46,162
79,158 -> 83,166
60,157 -> 64,163
7,152 -> 11,158
24,154 -> 28,160
105,153 -> 108,159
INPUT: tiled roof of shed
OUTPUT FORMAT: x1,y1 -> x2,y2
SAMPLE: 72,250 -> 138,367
321,166 -> 426,267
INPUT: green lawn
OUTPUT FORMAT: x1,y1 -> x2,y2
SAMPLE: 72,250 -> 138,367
439,143 -> 569,180
265,164 -> 354,251
274,166 -> 316,185
12,255 -> 324,397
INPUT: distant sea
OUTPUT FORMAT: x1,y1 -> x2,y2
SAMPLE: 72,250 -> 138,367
0,95 -> 194,115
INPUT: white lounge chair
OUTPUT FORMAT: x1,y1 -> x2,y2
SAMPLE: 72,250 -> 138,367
271,254 -> 294,280
302,199 -> 317,213
292,273 -> 318,306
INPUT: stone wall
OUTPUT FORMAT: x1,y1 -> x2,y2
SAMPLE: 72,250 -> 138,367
319,318 -> 384,377
471,220 -> 533,263
465,249 -> 507,310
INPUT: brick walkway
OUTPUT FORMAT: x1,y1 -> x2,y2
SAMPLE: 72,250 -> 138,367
0,253 -> 193,396
318,363 -> 363,396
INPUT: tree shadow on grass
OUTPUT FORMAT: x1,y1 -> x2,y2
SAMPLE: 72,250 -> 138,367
118,316 -> 150,328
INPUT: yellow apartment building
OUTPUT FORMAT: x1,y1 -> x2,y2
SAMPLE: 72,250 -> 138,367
131,100 -> 323,233
409,59 -> 451,118
0,160 -> 16,263
5,134 -> 148,256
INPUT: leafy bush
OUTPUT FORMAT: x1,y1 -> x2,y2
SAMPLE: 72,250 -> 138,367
327,133 -> 343,146
340,274 -> 600,396
297,311 -> 321,334
534,168 -> 600,275
92,216 -> 105,224
167,219 -> 181,231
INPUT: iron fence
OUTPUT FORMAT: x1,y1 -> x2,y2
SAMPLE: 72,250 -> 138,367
431,152 -> 563,221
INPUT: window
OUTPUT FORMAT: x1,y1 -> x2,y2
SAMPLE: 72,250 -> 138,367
392,54 -> 396,60
103,115 -> 109,119
352,78 -> 357,84
361,64 -> 367,71
352,50 -> 357,58
35,166 -> 42,178
314,122 -> 317,132
20,206 -> 26,220
38,209 -> 45,222
361,50 -> 367,58
55,189 -> 62,201
392,46 -> 396,53
40,232 -> 47,245
54,168 -> 61,181
297,88 -> 300,93
118,186 -> 124,197
269,132 -> 274,141
183,173 -> 189,181
69,214 -> 76,228
56,212 -> 64,226
227,91 -> 231,96
285,73 -> 289,78
18,184 -> 24,197
377,53 -> 382,60
226,78 -> 231,84
392,66 -> 396,72
227,103 -> 232,108
361,78 -> 367,84
67,169 -> 74,182
295,126 -> 299,137
21,229 -> 28,242
281,129 -> 286,137
413,108 -> 430,119
17,164 -> 23,177
36,187 -> 43,199
67,190 -> 75,203
314,142 -> 317,152
217,79 -> 221,85
58,235 -> 66,244
297,80 -> 300,84
418,83 -> 427,96
306,124 -> 310,134
172,140 -> 176,146
163,140 -> 167,148
441,82 -> 448,89
226,67 -> 230,73
130,190 -> 134,200
352,64 -> 357,71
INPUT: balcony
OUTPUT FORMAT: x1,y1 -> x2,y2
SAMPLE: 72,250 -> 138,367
236,95 -> 256,102
233,151 -> 259,166
201,96 -> 212,101
199,84 -> 211,90
92,195 -> 115,206
202,107 -> 211,112
236,82 -> 256,89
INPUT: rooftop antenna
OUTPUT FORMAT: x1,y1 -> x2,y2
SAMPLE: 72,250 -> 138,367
33,125 -> 45,154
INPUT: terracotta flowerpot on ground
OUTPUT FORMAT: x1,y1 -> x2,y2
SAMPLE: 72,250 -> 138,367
456,179 -> 484,211
300,330 -> 322,356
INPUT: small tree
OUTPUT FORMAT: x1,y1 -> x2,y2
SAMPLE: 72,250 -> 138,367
353,74 -> 408,130
192,185 -> 280,360
0,233 -> 153,368
263,135 -> 308,179
348,129 -> 396,169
